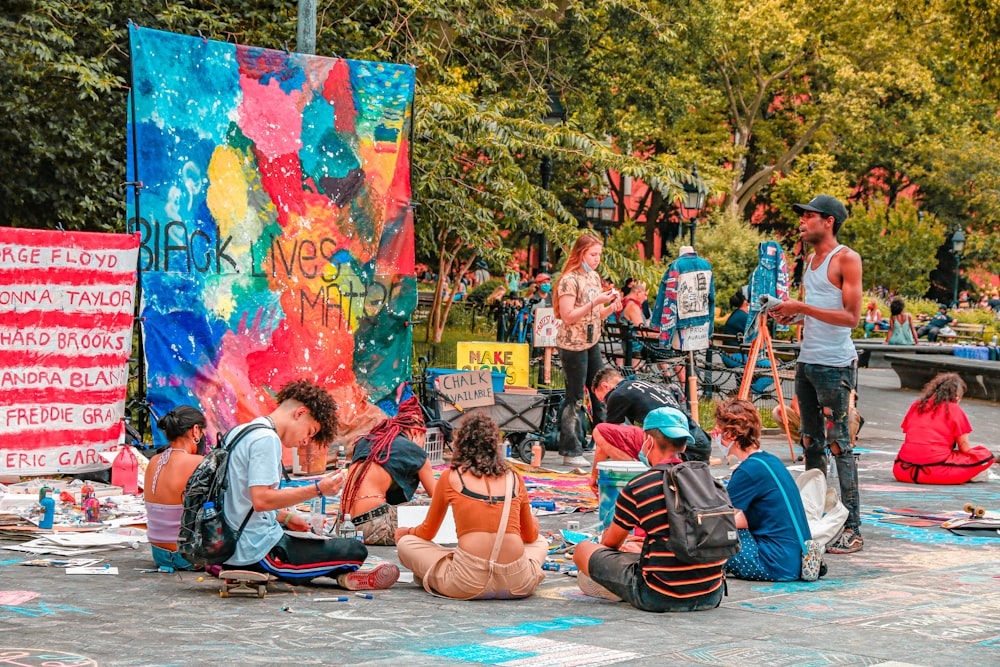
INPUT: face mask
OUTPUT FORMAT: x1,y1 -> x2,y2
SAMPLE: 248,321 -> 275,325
712,430 -> 730,459
539,283 -> 551,293
582,259 -> 595,272
638,438 -> 651,467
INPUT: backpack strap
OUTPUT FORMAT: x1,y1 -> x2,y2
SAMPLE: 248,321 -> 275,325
748,456 -> 807,555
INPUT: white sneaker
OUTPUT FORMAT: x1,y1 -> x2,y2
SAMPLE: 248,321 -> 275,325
563,455 -> 590,467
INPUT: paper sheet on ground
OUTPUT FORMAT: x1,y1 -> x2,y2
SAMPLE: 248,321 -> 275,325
397,506 -> 458,545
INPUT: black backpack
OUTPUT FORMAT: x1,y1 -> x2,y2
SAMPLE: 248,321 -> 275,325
177,423 -> 272,565
652,461 -> 741,564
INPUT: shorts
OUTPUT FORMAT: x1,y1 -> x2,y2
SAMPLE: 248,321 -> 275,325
593,423 -> 644,458
353,503 -> 398,546
150,544 -> 198,571
588,547 -> 723,613
397,535 -> 547,600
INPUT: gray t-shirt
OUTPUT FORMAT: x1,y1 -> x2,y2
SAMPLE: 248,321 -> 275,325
223,418 -> 284,566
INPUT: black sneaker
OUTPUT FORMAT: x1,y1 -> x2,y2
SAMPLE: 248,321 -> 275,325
827,529 -> 863,554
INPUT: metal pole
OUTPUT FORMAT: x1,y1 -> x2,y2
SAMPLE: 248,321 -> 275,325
539,154 -> 552,269
297,0 -> 317,54
953,253 -> 961,307
689,217 -> 697,247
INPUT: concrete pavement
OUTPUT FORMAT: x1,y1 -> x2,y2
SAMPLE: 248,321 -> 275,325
1,369 -> 997,666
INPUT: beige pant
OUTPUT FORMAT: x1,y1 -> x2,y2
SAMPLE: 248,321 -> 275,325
397,535 -> 548,600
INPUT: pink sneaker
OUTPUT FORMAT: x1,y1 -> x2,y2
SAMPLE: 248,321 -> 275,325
337,562 -> 400,590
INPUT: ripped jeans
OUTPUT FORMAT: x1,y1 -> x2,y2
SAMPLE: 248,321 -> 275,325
795,362 -> 861,532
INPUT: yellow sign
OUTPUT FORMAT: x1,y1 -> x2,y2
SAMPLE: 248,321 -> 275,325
456,341 -> 530,387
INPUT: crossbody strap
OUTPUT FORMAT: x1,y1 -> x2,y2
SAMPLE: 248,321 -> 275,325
489,471 -> 515,562
749,456 -> 807,555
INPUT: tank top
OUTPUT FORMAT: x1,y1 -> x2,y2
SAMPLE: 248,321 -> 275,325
798,245 -> 857,366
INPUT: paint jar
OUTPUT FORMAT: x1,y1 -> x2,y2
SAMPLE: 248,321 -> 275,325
39,490 -> 56,530
84,496 -> 101,523
567,520 -> 580,531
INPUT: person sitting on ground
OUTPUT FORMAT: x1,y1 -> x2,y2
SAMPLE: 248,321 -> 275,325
715,399 -> 812,581
222,379 -> 398,589
588,367 -> 711,493
144,406 -> 207,571
893,373 -> 995,484
340,397 -> 437,546
916,305 -> 955,342
863,301 -> 882,338
395,413 -> 547,600
884,298 -> 918,345
722,289 -> 749,337
572,407 -> 726,611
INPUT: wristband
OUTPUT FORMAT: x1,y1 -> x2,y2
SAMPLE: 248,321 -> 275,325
314,479 -> 323,497
281,513 -> 293,527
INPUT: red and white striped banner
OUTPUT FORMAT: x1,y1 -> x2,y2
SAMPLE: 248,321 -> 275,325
0,228 -> 139,475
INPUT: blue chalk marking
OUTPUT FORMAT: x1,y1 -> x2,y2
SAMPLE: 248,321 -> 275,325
0,559 -> 23,566
485,616 -> 602,637
425,644 -> 536,664
0,602 -> 93,618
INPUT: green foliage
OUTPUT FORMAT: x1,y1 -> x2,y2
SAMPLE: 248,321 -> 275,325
838,199 -> 946,298
466,278 -> 504,306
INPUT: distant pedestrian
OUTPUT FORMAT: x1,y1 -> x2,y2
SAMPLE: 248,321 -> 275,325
916,305 -> 955,342
885,298 -> 917,346
863,301 -> 881,338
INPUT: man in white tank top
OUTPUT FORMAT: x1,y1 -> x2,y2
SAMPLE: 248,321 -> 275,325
771,195 -> 865,554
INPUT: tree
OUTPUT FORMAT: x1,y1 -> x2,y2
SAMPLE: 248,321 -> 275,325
838,198 -> 946,298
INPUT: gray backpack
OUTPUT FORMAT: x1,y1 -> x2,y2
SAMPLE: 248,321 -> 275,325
655,461 -> 741,564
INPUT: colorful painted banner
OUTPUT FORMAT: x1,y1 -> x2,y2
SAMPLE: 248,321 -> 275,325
126,26 -> 417,445
0,228 -> 139,475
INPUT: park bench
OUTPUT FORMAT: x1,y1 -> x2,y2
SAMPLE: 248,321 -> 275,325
853,340 -> 957,368
937,322 -> 987,344
598,322 -> 683,383
699,332 -> 796,406
886,353 -> 1000,401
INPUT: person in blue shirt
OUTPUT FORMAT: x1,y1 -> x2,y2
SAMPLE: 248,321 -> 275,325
722,289 -> 749,337
715,398 -> 811,581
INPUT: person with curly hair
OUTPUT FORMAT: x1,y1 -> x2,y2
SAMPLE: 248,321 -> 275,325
222,379 -> 398,590
340,397 -> 437,545
715,399 -> 813,581
395,413 -> 547,600
145,405 -> 206,570
893,373 -> 995,484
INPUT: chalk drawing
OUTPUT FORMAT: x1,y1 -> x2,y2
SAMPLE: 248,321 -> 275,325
0,602 -> 92,619
0,591 -> 38,606
0,649 -> 97,666
485,616 -> 602,637
0,560 -> 23,567
426,637 -> 639,666
664,643 -> 882,666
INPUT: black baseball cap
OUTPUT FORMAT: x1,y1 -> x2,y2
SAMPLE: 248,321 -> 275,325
793,195 -> 848,228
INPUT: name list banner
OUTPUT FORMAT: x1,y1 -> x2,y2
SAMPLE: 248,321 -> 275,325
0,227 -> 139,475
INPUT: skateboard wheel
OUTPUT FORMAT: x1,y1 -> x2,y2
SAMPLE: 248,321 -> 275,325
964,503 -> 975,514
974,506 -> 986,518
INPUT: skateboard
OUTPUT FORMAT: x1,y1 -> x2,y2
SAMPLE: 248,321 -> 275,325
219,569 -> 270,598
941,505 -> 1000,535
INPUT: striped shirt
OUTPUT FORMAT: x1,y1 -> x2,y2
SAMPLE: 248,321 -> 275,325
614,467 -> 726,599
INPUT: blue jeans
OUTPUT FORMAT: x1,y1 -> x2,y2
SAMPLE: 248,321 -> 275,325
795,362 -> 860,532
557,344 -> 603,456
151,544 -> 198,571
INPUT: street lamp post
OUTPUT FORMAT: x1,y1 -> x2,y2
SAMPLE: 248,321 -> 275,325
585,195 -> 616,240
538,89 -> 566,271
951,228 -> 966,307
680,165 -> 707,247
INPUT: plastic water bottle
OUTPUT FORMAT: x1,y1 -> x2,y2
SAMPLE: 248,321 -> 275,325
338,513 -> 357,541
39,490 -> 55,530
202,501 -> 218,520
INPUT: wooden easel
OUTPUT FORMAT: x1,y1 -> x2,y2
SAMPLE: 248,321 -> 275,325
736,311 -> 796,461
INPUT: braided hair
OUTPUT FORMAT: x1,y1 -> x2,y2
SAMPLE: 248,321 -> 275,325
341,397 -> 425,517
